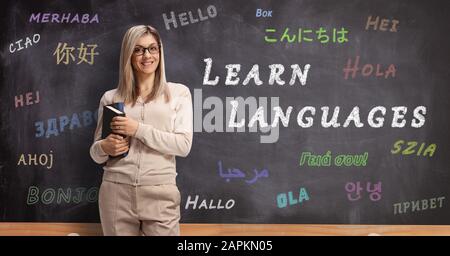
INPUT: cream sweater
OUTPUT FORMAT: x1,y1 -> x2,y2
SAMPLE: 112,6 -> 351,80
89,82 -> 193,186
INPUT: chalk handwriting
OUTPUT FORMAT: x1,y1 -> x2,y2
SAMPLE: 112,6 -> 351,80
265,27 -> 349,44
218,160 -> 269,184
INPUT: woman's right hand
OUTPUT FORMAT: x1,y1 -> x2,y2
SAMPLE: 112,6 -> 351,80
100,134 -> 129,156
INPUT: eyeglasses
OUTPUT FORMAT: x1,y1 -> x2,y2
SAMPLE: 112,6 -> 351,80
133,45 -> 159,56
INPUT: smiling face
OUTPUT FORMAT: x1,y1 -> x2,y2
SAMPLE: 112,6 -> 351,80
131,34 -> 160,76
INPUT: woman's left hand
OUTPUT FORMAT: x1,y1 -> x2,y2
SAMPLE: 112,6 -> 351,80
111,116 -> 139,137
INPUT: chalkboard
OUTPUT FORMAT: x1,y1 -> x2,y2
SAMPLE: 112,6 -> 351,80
1,0 -> 450,224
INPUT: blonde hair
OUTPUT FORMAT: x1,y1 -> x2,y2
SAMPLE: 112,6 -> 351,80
116,25 -> 170,106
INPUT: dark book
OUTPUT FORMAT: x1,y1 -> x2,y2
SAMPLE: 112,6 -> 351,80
101,102 -> 128,158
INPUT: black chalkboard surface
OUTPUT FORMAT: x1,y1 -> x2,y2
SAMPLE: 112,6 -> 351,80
1,0 -> 450,224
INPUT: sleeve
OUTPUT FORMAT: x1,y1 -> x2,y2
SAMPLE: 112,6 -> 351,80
134,87 -> 193,157
89,94 -> 109,164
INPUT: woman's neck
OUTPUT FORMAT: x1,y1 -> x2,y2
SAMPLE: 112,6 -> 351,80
135,72 -> 155,97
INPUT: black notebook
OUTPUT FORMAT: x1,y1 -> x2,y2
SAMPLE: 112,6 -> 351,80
101,102 -> 128,158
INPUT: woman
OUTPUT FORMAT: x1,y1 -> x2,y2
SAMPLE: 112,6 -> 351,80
90,25 -> 193,236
